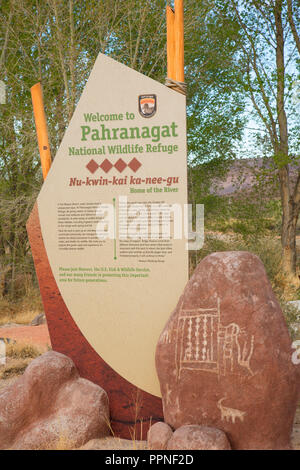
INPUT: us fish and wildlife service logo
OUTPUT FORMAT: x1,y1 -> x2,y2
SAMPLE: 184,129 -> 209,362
138,94 -> 157,118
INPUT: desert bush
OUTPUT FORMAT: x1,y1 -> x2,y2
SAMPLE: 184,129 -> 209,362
0,286 -> 43,325
0,362 -> 29,379
6,342 -> 41,360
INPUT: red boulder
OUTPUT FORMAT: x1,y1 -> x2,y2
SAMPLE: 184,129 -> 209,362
156,252 -> 300,449
0,351 -> 110,449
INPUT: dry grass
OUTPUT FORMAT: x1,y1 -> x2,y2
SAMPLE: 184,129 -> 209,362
0,359 -> 31,379
274,270 -> 300,301
106,390 -> 150,450
52,435 -> 77,451
0,286 -> 43,326
0,342 -> 42,380
6,342 -> 41,360
40,433 -> 77,451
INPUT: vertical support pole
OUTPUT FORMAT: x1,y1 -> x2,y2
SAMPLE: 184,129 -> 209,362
166,5 -> 176,80
31,83 -> 52,180
174,0 -> 184,83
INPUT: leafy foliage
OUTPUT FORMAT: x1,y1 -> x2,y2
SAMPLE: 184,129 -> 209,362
0,0 -> 245,298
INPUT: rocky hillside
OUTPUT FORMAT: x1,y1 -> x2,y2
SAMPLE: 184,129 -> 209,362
213,158 -> 299,196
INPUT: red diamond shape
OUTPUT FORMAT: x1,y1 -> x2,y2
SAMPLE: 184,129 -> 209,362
128,158 -> 142,173
114,158 -> 127,173
100,159 -> 113,173
86,159 -> 99,174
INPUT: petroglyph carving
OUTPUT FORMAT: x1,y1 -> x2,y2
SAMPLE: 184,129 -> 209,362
164,383 -> 172,406
175,298 -> 255,379
237,333 -> 254,375
161,330 -> 171,344
217,397 -> 246,424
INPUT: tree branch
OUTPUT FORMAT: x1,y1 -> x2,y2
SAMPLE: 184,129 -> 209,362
287,0 -> 300,55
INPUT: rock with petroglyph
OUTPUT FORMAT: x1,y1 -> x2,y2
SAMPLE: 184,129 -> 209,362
156,251 -> 300,450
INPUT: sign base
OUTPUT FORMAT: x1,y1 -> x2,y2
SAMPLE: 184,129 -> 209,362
27,203 -> 163,439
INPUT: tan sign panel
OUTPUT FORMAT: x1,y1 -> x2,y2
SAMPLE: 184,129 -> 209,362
37,53 -> 188,397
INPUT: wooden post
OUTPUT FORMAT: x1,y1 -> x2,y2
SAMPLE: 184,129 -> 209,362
166,6 -> 176,80
31,83 -> 52,180
174,0 -> 184,83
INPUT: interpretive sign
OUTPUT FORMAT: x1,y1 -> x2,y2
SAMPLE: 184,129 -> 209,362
27,53 -> 188,437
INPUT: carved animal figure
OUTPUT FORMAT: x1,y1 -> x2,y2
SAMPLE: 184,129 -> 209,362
217,397 -> 246,424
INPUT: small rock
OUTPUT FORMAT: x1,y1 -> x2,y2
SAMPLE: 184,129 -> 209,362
31,313 -> 46,326
167,425 -> 231,450
147,422 -> 173,450
0,350 -> 110,449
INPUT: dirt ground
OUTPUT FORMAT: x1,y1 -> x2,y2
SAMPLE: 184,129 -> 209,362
0,324 -> 51,349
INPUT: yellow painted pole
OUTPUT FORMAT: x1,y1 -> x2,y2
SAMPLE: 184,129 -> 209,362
30,83 -> 52,180
174,0 -> 184,83
166,5 -> 176,80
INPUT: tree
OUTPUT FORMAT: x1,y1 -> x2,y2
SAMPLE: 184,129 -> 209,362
0,0 -> 246,296
185,2 -> 245,166
220,0 -> 300,277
